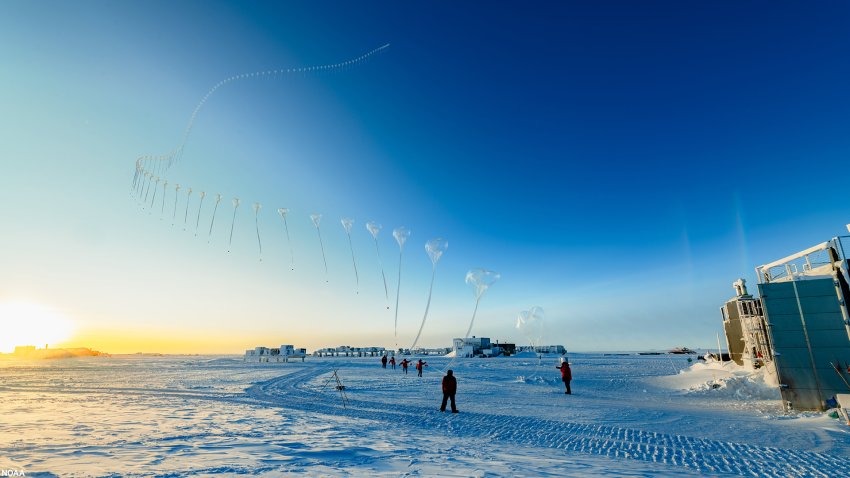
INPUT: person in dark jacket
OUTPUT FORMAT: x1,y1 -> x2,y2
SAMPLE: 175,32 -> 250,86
556,362 -> 572,394
440,369 -> 458,413
381,354 -> 388,368
400,358 -> 410,374
389,356 -> 396,370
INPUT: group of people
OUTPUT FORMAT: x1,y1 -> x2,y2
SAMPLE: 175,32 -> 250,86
381,354 -> 428,377
379,354 -> 574,412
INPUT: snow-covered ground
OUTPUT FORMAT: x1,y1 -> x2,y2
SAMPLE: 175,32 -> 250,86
1,353 -> 849,477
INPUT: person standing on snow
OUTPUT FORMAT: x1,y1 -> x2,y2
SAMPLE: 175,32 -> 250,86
400,358 -> 410,374
440,369 -> 458,413
381,354 -> 388,369
389,356 -> 396,370
416,359 -> 428,377
556,362 -> 572,394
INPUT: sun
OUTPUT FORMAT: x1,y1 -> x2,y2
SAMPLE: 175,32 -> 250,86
0,301 -> 75,353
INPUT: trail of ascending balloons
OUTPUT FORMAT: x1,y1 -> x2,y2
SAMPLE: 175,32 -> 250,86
128,43 -> 551,354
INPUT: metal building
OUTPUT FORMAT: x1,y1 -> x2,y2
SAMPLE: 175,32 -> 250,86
720,279 -> 771,367
756,236 -> 850,411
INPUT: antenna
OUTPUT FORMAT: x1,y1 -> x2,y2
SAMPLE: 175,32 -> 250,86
320,368 -> 349,408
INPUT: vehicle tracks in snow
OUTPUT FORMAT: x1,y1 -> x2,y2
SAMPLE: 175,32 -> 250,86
243,366 -> 850,477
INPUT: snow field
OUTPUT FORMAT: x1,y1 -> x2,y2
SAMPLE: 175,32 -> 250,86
1,354 -> 849,476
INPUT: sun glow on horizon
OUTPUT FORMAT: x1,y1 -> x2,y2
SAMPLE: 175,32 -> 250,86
0,301 -> 75,353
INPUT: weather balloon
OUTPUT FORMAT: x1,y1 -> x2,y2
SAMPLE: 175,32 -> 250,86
410,238 -> 448,350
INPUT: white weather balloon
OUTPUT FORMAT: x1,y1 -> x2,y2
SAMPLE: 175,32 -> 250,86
410,238 -> 448,350
463,269 -> 500,340
516,306 -> 545,361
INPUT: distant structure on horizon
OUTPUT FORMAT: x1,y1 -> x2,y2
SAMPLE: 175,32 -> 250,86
720,233 -> 850,411
516,344 -> 567,355
313,346 -> 389,357
244,345 -> 307,363
3,345 -> 109,360
14,345 -> 36,355
307,339 -> 565,359
452,337 -> 563,358
312,346 -> 454,357
398,347 -> 452,356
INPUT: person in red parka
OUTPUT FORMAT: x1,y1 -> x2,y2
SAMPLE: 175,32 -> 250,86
556,362 -> 572,394
389,356 -> 396,370
400,358 -> 410,374
440,369 -> 458,413
416,359 -> 428,377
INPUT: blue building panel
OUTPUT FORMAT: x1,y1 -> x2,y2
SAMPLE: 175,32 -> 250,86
759,278 -> 850,410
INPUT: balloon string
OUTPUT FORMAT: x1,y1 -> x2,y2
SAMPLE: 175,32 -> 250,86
346,233 -> 358,293
283,217 -> 294,270
316,227 -> 328,280
143,177 -> 151,206
172,190 -> 179,225
228,207 -> 238,252
393,249 -> 403,349
464,296 -> 482,342
194,195 -> 205,236
132,46 -> 391,219
208,201 -> 219,242
374,240 -> 389,302
439,296 -> 483,375
410,264 -> 437,350
255,211 -> 262,261
149,183 -> 157,213
169,44 -> 390,167
183,194 -> 191,229
132,170 -> 139,196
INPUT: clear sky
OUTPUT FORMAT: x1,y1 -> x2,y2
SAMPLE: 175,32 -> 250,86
1,1 -> 849,354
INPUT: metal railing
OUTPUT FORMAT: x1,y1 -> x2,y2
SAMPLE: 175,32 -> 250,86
757,236 -> 849,283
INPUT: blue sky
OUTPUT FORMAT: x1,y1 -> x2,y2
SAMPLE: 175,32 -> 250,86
1,1 -> 849,353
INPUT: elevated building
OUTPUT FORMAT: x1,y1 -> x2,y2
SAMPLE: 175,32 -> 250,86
452,337 -> 491,358
244,344 -> 307,362
452,337 -> 545,357
492,341 -> 516,356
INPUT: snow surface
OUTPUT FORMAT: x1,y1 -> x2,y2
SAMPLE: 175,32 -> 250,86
1,353 -> 849,476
